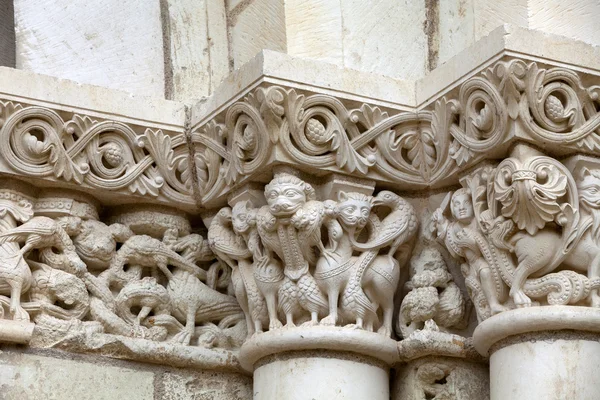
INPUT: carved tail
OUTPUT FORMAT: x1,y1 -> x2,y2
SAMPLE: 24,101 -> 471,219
195,294 -> 243,323
238,259 -> 267,322
341,249 -> 378,321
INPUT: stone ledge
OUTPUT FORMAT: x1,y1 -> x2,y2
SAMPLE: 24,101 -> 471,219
473,306 -> 600,356
239,326 -> 399,372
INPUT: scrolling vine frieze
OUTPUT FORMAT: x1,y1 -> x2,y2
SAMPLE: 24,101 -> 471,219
192,58 -> 600,205
0,101 -> 195,206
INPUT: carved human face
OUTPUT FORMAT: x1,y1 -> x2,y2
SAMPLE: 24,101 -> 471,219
266,184 -> 306,216
232,205 -> 250,234
338,200 -> 371,229
451,192 -> 474,223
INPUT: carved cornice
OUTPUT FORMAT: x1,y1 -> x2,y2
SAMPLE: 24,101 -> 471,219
0,99 -> 196,210
191,56 -> 600,207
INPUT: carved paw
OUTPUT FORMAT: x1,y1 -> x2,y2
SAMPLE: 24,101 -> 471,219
269,319 -> 283,330
490,304 -> 508,315
301,320 -> 319,327
171,330 -> 192,345
591,293 -> 600,308
377,326 -> 392,337
511,290 -> 532,307
320,315 -> 337,326
11,306 -> 30,322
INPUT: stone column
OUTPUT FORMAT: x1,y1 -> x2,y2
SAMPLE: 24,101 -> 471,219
242,327 -> 396,399
474,307 -> 600,400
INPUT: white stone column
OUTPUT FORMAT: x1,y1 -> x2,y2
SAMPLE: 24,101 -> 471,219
242,327 -> 396,400
474,307 -> 600,400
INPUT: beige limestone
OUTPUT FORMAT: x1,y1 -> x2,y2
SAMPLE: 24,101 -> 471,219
254,354 -> 389,400
0,351 -> 155,400
159,369 -> 252,400
491,337 -> 600,400
14,0 -> 165,97
165,0 -> 230,101
230,0 -> 286,69
0,0 -> 15,68
340,0 -> 428,79
393,357 -> 489,400
283,0 -> 343,66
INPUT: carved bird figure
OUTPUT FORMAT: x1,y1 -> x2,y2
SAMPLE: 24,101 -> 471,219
350,191 -> 418,255
101,235 -> 207,287
208,207 -> 267,335
343,191 -> 418,335
167,268 -> 243,345
0,216 -> 80,256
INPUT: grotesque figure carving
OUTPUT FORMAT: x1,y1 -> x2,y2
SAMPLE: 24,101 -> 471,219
315,191 -> 373,326
209,205 -> 268,336
431,189 -> 506,320
398,247 -> 466,338
256,172 -> 327,326
210,172 -> 418,336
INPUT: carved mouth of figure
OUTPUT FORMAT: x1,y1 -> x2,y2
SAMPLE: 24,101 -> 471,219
270,202 -> 300,215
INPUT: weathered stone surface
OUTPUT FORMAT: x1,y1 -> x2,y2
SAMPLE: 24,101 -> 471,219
393,357 -> 490,400
158,370 -> 252,400
0,351 -> 155,400
340,0 -> 428,79
165,0 -> 230,101
14,0 -> 165,97
0,0 -> 15,68
230,0 -> 286,69
284,0 -> 343,66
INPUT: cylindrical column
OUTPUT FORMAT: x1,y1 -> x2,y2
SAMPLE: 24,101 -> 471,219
473,306 -> 600,400
240,326 -> 398,400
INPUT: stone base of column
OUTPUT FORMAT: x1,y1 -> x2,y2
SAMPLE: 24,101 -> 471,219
392,356 -> 489,400
473,306 -> 600,400
240,326 -> 398,400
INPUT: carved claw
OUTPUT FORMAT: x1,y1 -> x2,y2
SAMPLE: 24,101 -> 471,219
590,293 -> 600,308
171,329 -> 192,345
377,326 -> 392,337
11,306 -> 30,322
511,289 -> 532,307
269,319 -> 283,330
320,315 -> 337,326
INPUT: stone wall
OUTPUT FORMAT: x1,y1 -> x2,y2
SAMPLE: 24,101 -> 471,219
1,2 -> 600,400
8,0 -> 600,100
0,347 -> 252,400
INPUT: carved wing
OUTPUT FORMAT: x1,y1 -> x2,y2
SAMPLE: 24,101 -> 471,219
0,217 -> 57,243
207,224 -> 251,261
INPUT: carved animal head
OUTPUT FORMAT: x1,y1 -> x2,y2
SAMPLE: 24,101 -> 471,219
215,207 -> 232,222
51,269 -> 89,308
578,167 -> 600,237
336,191 -> 373,230
264,173 -> 315,217
450,188 -> 474,223
232,201 -> 255,234
70,220 -> 121,270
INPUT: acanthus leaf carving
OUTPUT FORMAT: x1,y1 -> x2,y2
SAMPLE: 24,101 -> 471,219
0,102 -> 194,206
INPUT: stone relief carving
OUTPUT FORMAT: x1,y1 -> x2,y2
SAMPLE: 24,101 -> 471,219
0,101 -> 194,206
397,247 -> 466,338
430,144 -> 600,320
208,172 -> 418,336
192,59 -> 600,207
0,187 -> 244,350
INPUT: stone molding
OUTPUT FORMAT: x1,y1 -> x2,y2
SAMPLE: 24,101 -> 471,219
191,56 -> 600,206
0,25 -> 599,381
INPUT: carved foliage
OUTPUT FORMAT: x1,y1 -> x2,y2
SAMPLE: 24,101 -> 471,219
0,101 -> 193,204
193,59 -> 600,206
431,145 -> 600,319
